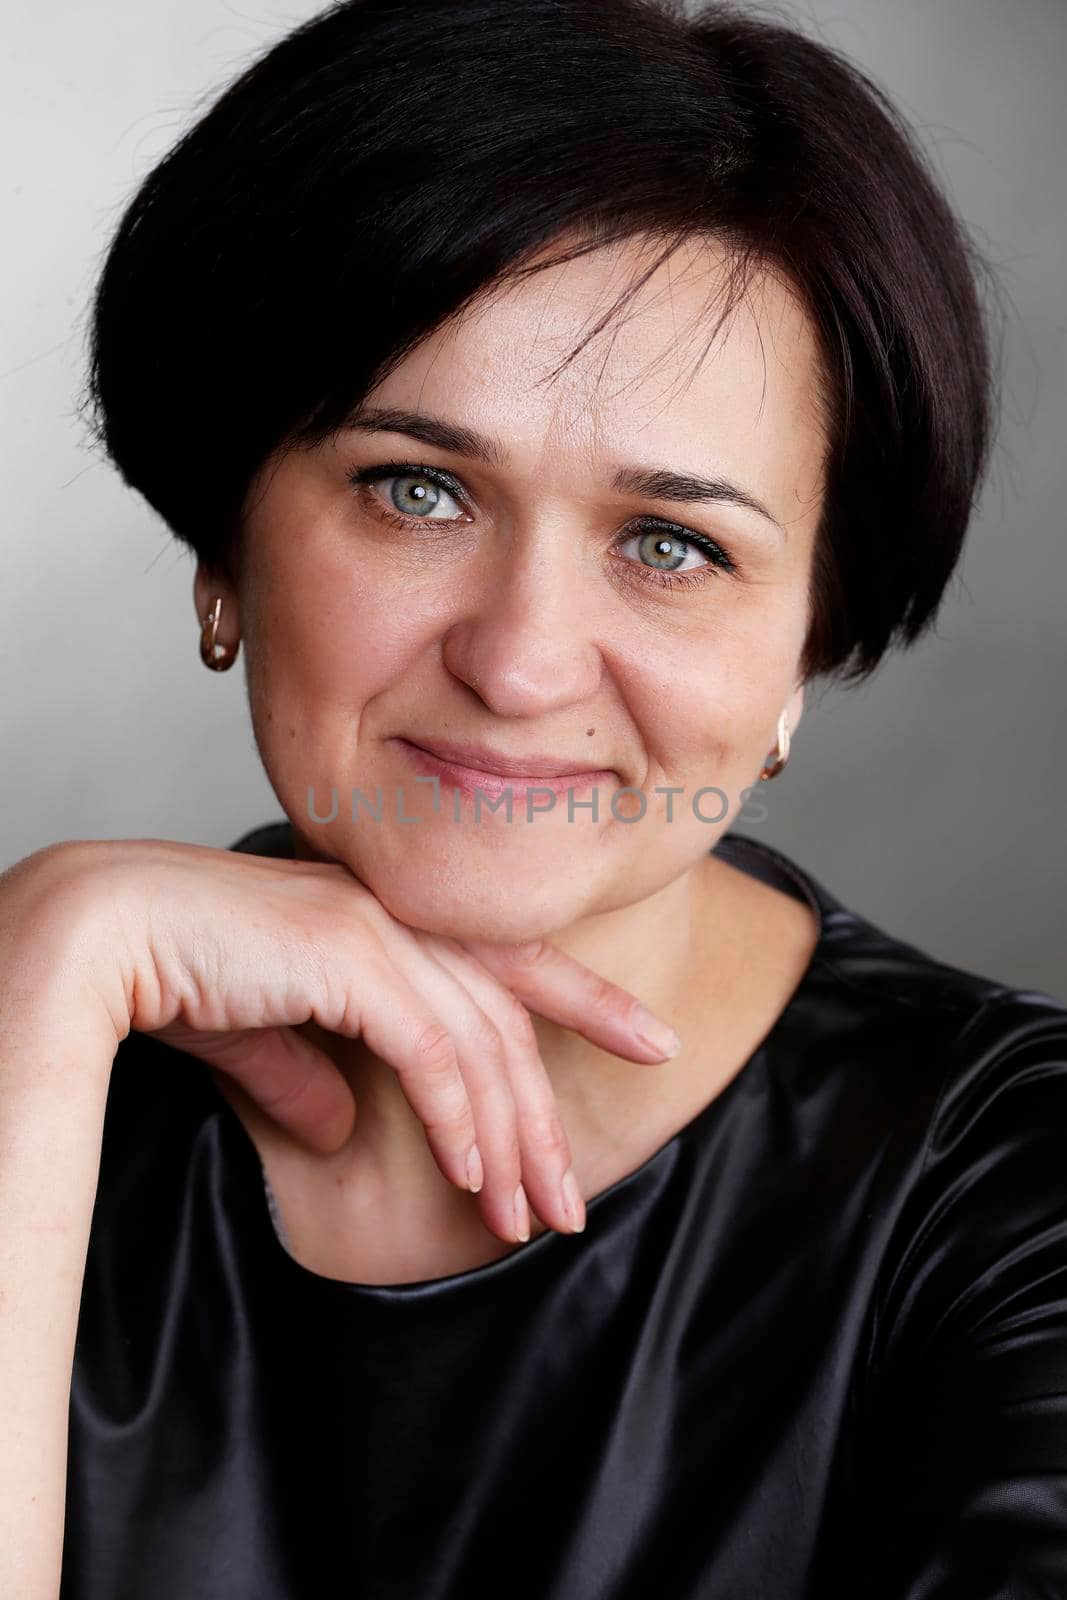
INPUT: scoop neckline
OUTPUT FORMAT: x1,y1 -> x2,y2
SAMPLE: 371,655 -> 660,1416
220,826 -> 835,1302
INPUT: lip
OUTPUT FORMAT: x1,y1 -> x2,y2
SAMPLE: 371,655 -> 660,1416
392,736 -> 619,798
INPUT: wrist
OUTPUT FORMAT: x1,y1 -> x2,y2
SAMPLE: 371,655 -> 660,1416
0,841 -> 131,1059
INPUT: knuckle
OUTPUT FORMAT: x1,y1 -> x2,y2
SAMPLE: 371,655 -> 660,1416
465,1007 -> 506,1063
408,1029 -> 474,1142
497,937 -> 552,972
411,1019 -> 461,1081
498,998 -> 538,1052
522,1106 -> 569,1159
336,909 -> 390,964
301,937 -> 353,1032
584,971 -> 623,1019
420,1094 -> 475,1142
257,1066 -> 316,1117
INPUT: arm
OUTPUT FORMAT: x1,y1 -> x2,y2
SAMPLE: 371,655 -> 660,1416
0,831 -> 681,1596
0,846 -> 122,1600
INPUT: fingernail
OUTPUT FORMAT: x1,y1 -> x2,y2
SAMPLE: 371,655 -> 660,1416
513,1182 -> 531,1243
631,1004 -> 682,1059
560,1166 -> 586,1233
466,1144 -> 483,1193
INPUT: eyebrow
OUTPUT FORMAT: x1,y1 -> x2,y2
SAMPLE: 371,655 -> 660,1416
342,405 -> 784,537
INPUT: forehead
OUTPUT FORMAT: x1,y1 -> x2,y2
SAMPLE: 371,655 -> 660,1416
363,234 -> 830,515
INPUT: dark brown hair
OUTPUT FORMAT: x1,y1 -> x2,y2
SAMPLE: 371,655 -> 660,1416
82,0 -> 1001,687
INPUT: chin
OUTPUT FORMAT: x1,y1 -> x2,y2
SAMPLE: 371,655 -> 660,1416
356,841 -> 596,947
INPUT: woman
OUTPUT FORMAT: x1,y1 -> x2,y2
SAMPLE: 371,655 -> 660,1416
2,0 -> 1065,1594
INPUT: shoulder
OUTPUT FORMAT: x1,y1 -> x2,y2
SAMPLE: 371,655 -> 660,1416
921,981 -> 1067,1145
793,839 -> 1067,1232
725,836 -> 1067,1235
803,862 -> 1067,1154
728,829 -> 1061,1038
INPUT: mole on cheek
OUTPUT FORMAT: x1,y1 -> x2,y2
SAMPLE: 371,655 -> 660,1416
586,727 -> 595,736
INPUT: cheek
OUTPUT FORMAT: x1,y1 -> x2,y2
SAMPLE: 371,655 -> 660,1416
247,558 -> 436,710
627,616 -> 799,781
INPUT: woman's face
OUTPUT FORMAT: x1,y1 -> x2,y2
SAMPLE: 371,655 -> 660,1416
196,235 -> 829,943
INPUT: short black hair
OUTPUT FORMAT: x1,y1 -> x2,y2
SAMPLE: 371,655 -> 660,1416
82,0 -> 1001,687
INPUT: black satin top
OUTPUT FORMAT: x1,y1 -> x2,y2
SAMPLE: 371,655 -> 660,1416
61,825 -> 1067,1599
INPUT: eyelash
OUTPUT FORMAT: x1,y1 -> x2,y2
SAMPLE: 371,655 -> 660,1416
345,460 -> 740,588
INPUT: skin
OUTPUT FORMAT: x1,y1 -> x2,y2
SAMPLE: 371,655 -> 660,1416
192,232 -> 830,1281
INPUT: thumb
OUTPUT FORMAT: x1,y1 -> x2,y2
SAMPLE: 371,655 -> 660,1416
148,1021 -> 358,1154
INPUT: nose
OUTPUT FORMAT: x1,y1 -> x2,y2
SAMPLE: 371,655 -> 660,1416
440,540 -> 606,718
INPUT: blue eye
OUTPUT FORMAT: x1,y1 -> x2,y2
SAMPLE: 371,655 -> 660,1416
619,519 -> 736,581
346,460 -> 740,590
351,463 -> 467,522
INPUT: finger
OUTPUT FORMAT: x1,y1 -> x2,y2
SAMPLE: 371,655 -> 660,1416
427,936 -> 583,1237
151,1023 -> 358,1155
379,935 -> 527,1245
330,956 -> 484,1200
461,938 -> 682,1063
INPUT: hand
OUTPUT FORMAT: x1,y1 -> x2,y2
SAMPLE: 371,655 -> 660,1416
69,838 -> 681,1244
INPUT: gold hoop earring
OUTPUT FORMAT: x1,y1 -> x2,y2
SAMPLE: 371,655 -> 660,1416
199,596 -> 240,672
759,709 -> 791,781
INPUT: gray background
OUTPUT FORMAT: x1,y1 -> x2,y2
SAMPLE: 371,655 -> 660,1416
1,0 -> 1064,1001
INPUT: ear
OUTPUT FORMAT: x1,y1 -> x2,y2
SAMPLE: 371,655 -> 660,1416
193,563 -> 240,640
785,680 -> 806,737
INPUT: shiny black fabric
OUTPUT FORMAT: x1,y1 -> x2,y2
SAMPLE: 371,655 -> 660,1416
61,825 -> 1067,1599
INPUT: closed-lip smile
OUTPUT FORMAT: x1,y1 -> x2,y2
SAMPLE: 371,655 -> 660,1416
395,736 -> 617,781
